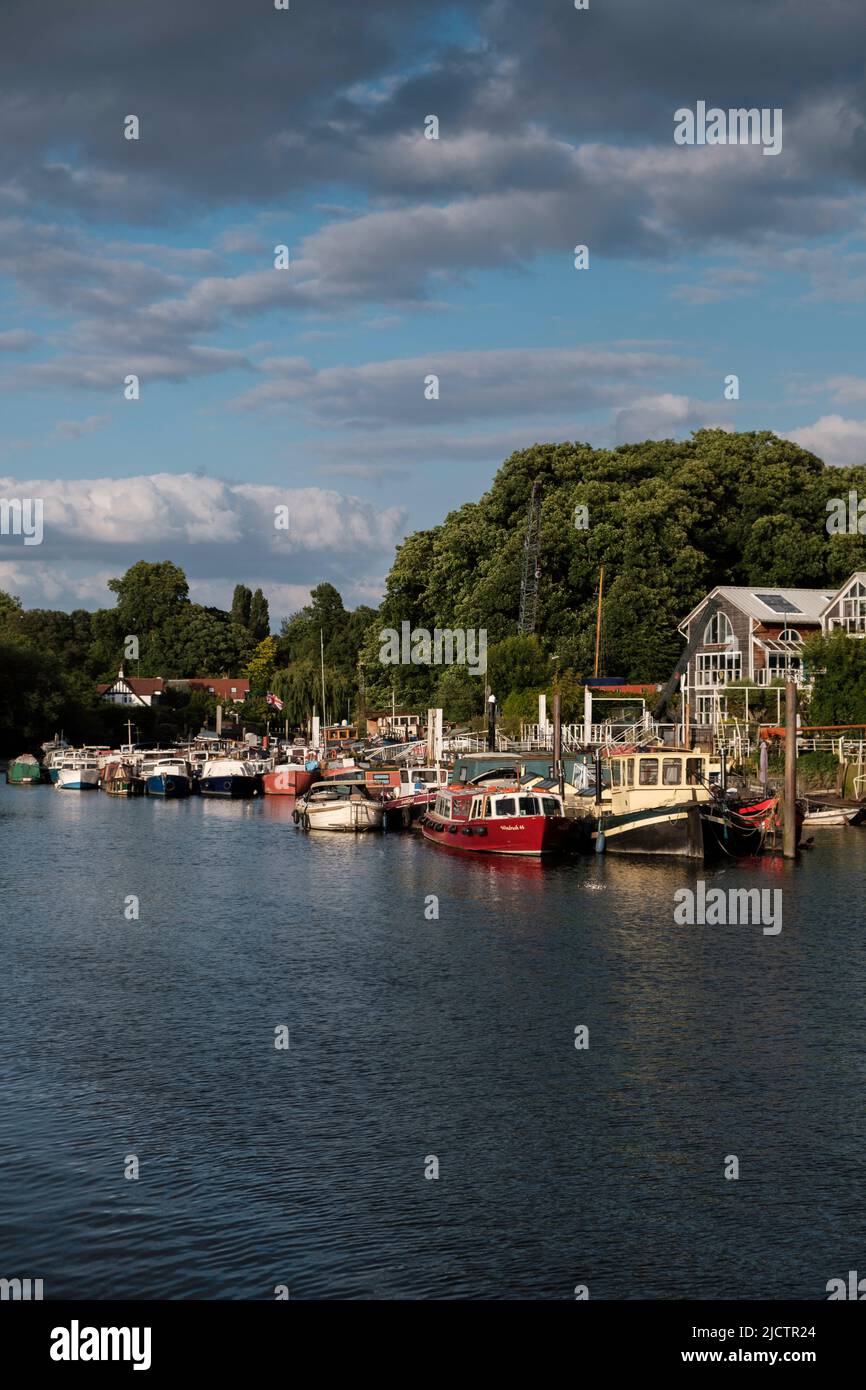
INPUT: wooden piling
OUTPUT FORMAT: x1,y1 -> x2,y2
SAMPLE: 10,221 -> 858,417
553,692 -> 564,797
783,679 -> 797,858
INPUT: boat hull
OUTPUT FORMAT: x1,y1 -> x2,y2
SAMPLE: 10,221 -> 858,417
146,773 -> 190,797
199,775 -> 257,798
802,808 -> 860,827
56,777 -> 99,790
699,806 -> 766,858
595,804 -> 706,858
103,777 -> 143,797
302,801 -> 383,831
421,812 -> 572,856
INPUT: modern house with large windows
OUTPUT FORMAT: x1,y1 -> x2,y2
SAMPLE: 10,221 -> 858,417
677,585 -> 836,728
821,572 -> 866,634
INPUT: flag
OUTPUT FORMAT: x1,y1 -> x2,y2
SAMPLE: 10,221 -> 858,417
266,692 -> 284,711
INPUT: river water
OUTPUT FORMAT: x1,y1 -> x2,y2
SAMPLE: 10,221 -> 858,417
0,782 -> 863,1300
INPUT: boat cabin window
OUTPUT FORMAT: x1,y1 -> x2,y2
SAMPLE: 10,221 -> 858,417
662,758 -> 682,786
518,795 -> 538,815
611,762 -> 622,787
470,797 -> 484,820
638,758 -> 659,786
495,796 -> 516,816
626,758 -> 634,786
541,797 -> 561,816
685,758 -> 703,786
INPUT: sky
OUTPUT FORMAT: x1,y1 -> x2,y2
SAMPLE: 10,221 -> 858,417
2,0 -> 866,620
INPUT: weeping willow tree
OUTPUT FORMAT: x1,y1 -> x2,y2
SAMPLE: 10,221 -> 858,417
270,658 -> 353,727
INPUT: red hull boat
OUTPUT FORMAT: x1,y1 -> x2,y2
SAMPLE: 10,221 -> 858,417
262,765 -> 317,796
420,785 -> 572,857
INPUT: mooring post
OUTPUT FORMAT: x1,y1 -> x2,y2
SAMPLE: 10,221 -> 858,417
553,692 -> 564,797
783,679 -> 797,859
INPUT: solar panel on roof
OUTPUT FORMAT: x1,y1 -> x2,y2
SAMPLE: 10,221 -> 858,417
753,593 -> 802,614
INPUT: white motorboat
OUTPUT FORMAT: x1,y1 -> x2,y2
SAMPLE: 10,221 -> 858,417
801,803 -> 863,827
56,752 -> 101,790
294,780 -> 384,832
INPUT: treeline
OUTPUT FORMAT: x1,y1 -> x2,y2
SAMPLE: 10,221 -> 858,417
4,429 -> 866,751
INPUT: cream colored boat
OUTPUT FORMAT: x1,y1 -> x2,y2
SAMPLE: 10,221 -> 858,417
294,780 -> 384,832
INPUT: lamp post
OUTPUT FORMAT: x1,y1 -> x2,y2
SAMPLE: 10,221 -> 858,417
487,693 -> 496,752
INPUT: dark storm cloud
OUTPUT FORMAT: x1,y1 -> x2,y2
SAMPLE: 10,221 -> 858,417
3,0 -> 866,218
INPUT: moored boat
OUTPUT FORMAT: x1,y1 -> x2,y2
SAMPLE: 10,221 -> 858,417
593,748 -> 715,858
5,752 -> 42,785
55,752 -> 100,790
262,761 -> 318,796
800,799 -> 864,827
143,756 -> 192,797
367,765 -> 450,829
41,739 -> 69,783
101,760 -> 144,796
199,757 -> 259,798
293,780 -> 383,831
420,784 -> 572,856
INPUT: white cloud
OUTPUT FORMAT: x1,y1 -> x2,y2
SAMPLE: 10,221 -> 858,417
613,393 -> 729,443
783,414 -> 866,467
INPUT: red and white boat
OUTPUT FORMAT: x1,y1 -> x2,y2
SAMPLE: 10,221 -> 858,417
420,784 -> 572,857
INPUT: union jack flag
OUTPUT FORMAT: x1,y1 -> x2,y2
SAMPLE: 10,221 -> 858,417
266,692 -> 284,711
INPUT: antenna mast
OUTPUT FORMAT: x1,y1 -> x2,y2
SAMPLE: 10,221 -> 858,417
518,480 -> 543,635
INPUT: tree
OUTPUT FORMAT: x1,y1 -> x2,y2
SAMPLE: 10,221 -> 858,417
230,584 -> 252,629
244,635 -> 279,694
248,588 -> 270,642
803,632 -> 866,725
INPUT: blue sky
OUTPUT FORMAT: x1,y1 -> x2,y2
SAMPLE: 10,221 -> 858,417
2,0 -> 866,618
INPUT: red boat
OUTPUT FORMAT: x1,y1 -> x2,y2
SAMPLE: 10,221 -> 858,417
262,763 -> 318,796
420,784 -> 572,857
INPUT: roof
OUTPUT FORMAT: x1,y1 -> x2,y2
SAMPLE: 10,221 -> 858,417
679,586 -> 835,630
98,676 -> 165,695
589,683 -> 660,695
819,571 -> 866,618
170,678 -> 250,699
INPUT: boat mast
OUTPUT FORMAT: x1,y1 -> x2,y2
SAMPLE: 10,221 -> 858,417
320,628 -> 327,730
594,566 -> 604,677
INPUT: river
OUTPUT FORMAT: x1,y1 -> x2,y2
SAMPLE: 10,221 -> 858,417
0,782 -> 862,1299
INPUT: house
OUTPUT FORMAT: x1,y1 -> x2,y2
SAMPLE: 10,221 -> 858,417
164,678 -> 250,702
678,583 -> 841,727
98,668 -> 165,707
821,571 -> 866,634
365,710 -> 423,739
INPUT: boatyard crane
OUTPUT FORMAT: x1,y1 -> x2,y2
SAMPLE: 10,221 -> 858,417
518,479 -> 543,634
